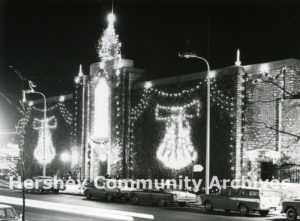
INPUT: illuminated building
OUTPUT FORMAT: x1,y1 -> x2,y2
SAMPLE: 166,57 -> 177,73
73,13 -> 300,182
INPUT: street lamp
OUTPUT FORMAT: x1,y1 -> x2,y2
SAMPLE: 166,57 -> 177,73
60,152 -> 70,162
22,81 -> 47,177
179,52 -> 211,195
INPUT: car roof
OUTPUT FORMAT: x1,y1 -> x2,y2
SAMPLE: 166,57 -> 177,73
224,186 -> 259,191
0,204 -> 13,209
35,176 -> 53,179
226,186 -> 276,191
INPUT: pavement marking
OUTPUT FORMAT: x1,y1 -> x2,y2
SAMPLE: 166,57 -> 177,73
0,196 -> 155,220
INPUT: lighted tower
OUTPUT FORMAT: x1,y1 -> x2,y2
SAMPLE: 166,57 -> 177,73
76,13 -> 144,180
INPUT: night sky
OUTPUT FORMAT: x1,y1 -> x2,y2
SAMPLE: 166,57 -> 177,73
1,0 -> 300,129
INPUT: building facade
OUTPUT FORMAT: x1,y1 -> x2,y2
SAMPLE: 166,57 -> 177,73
72,14 -> 300,183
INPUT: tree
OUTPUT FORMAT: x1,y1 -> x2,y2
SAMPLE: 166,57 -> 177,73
245,66 -> 300,168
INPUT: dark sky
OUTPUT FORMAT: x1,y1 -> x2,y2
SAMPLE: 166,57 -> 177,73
1,0 -> 300,129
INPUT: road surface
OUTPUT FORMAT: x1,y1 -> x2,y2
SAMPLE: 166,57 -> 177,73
0,189 -> 287,221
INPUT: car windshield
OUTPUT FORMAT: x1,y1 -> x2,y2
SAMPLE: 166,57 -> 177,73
5,208 -> 16,218
0,209 -> 5,218
249,190 -> 259,197
0,208 -> 16,218
162,189 -> 176,193
261,190 -> 279,197
220,188 -> 230,195
160,185 -> 183,191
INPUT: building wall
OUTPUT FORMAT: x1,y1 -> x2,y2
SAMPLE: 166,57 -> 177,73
281,99 -> 300,165
78,58 -> 300,182
242,59 -> 300,180
82,60 -> 144,181
129,67 -> 239,180
23,95 -> 74,178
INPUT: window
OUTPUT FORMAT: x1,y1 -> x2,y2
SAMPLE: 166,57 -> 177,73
239,189 -> 249,197
231,188 -> 239,196
249,190 -> 259,198
5,208 -> 15,218
261,190 -> 279,197
0,209 -> 5,218
220,188 -> 230,196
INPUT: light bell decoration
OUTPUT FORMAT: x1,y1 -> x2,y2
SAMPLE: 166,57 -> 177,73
155,100 -> 200,170
33,116 -> 57,165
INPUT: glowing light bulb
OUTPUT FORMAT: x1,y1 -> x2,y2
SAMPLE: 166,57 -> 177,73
144,82 -> 152,89
59,96 -> 65,102
74,76 -> 80,84
209,71 -> 216,78
107,13 -> 116,24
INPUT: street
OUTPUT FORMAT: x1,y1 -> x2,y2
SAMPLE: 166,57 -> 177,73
0,189 -> 287,221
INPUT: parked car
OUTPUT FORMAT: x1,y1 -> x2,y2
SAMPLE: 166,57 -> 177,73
200,187 -> 281,216
0,204 -> 24,221
26,176 -> 65,194
114,180 -> 138,199
82,180 -> 121,201
282,199 -> 300,221
13,176 -> 64,193
130,188 -> 174,206
161,185 -> 197,206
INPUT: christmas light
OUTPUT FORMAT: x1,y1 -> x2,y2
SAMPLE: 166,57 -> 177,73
32,102 -> 73,125
155,101 -> 200,169
33,116 -> 57,165
59,95 -> 65,102
74,76 -> 80,84
107,13 -> 116,24
144,82 -> 152,89
209,71 -> 216,78
98,13 -> 121,69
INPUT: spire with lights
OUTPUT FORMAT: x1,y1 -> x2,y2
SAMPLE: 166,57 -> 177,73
97,13 -> 121,63
78,64 -> 83,76
235,49 -> 241,66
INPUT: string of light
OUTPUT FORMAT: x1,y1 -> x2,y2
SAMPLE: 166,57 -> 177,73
58,103 -> 73,125
147,80 -> 206,97
131,80 -> 235,121
155,100 -> 201,121
31,101 -> 73,126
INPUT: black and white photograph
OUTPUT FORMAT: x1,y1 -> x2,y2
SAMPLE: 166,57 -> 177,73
1,0 -> 300,220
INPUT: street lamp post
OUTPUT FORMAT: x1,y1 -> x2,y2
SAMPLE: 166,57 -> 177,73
23,87 -> 47,177
179,52 -> 211,195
